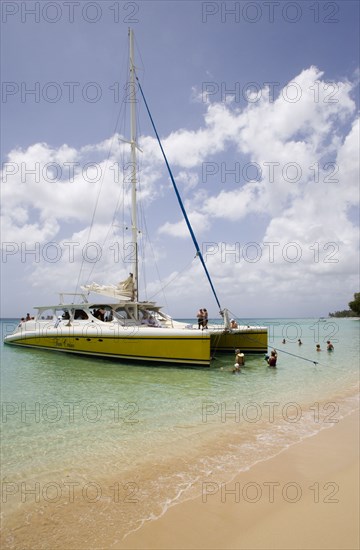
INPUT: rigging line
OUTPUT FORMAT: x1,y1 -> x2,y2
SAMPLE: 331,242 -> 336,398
84,181 -> 127,286
81,148 -> 127,287
84,157 -> 129,285
81,44 -> 134,290
137,180 -> 148,300
135,76 -> 223,313
148,255 -> 199,301
138,206 -> 170,308
75,132 -> 125,294
135,103 -> 149,300
226,309 -> 265,328
209,330 -> 225,360
78,58 -> 133,289
74,164 -> 108,295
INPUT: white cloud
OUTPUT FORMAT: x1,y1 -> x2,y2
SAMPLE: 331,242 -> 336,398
1,67 -> 358,316
159,211 -> 210,238
175,170 -> 199,192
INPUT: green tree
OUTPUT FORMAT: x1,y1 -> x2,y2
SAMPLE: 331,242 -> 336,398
349,292 -> 360,315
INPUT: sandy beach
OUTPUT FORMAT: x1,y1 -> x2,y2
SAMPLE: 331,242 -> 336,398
1,397 -> 358,550
121,409 -> 359,550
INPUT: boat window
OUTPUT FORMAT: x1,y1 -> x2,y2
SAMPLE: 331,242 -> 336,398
74,309 -> 88,320
91,307 -> 106,321
38,309 -> 55,320
125,306 -> 138,320
89,305 -> 113,322
114,307 -> 130,319
104,308 -> 113,322
140,309 -> 162,327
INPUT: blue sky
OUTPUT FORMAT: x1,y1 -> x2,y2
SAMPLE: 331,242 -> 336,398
1,0 -> 359,319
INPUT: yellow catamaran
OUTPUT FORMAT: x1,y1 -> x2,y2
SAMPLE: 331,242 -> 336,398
4,30 -> 267,365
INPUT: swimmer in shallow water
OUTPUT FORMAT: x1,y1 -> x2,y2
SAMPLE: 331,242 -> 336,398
267,350 -> 277,368
232,348 -> 245,373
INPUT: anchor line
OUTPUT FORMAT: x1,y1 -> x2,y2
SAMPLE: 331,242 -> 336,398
223,310 -> 323,366
266,346 -> 321,366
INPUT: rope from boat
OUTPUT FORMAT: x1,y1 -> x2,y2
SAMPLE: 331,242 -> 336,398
269,347 -> 319,366
209,318 -> 322,366
210,330 -> 225,360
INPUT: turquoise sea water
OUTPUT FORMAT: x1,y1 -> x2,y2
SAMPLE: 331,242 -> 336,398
1,317 -> 359,546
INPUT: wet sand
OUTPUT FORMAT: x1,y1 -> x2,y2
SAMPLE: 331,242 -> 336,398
121,409 -> 359,550
1,409 -> 358,549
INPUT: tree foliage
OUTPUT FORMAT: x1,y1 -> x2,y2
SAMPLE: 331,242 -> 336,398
349,292 -> 360,315
329,292 -> 360,317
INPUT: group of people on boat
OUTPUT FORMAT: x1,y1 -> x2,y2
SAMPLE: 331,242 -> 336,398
93,307 -> 162,325
21,313 -> 33,322
19,313 -> 34,324
197,310 -> 238,330
90,308 -> 114,322
141,310 -> 161,327
196,308 -> 208,329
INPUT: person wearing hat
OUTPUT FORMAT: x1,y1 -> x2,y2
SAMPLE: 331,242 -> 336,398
230,318 -> 238,328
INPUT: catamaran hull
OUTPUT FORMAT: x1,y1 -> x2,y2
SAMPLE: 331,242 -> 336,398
209,329 -> 268,353
4,316 -> 268,365
4,326 -> 211,367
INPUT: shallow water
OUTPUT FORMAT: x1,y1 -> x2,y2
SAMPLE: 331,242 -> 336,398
1,317 -> 359,545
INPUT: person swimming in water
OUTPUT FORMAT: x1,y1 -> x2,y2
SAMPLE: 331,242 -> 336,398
232,349 -> 245,373
267,350 -> 277,368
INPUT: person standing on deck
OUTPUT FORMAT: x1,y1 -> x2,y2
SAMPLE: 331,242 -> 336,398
202,308 -> 208,329
197,309 -> 204,329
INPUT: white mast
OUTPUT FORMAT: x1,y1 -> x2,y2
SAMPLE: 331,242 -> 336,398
129,28 -> 138,302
